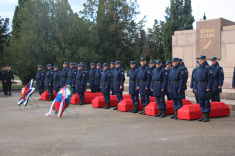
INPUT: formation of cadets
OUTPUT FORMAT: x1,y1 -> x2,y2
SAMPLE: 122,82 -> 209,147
36,55 -> 229,122
0,66 -> 14,95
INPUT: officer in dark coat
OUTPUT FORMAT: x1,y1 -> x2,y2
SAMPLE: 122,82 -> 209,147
165,60 -> 172,100
210,57 -> 224,102
80,62 -> 88,91
89,63 -> 96,93
95,63 -> 102,92
168,57 -> 185,119
53,65 -> 61,93
109,62 -> 115,95
194,55 -> 214,122
113,61 -> 125,110
74,63 -> 78,69
151,59 -> 168,117
36,65 -> 45,97
1,66 -> 7,95
3,66 -> 14,95
66,62 -> 75,87
149,61 -> 156,97
128,61 -> 139,113
136,57 -> 151,115
190,60 -> 199,103
45,64 -> 54,101
72,63 -> 77,94
179,59 -> 188,99
100,63 -> 111,109
75,64 -> 87,105
60,62 -> 69,88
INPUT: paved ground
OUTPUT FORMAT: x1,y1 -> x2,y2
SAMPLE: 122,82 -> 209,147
0,91 -> 235,156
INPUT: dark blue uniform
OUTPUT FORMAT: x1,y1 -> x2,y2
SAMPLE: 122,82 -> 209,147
129,65 -> 139,106
110,67 -> 115,95
89,68 -> 96,93
60,68 -> 68,88
53,70 -> 61,93
72,69 -> 77,94
45,69 -> 54,96
75,69 -> 86,101
2,69 -> 14,95
137,64 -> 151,108
180,62 -> 188,99
149,66 -> 156,97
168,63 -> 185,111
95,68 -> 102,92
113,67 -> 125,104
66,68 -> 75,86
194,61 -> 213,116
36,69 -> 45,95
190,67 -> 199,103
100,69 -> 111,103
211,62 -> 224,102
151,65 -> 168,110
166,67 -> 172,100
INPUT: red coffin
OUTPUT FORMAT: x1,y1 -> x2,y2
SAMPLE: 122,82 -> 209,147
70,92 -> 103,104
92,95 -> 118,108
118,99 -> 144,112
41,91 -> 57,101
145,99 -> 193,116
178,102 -> 230,120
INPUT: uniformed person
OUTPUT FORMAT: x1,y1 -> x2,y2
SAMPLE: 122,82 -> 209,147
89,63 -> 96,93
95,63 -> 102,92
66,62 -> 75,88
109,62 -> 115,95
194,55 -> 213,122
113,61 -> 125,110
128,61 -> 139,113
1,66 -> 7,95
72,63 -> 77,94
168,57 -> 185,119
136,57 -> 151,115
210,57 -> 224,102
36,65 -> 45,98
80,62 -> 88,91
149,61 -> 156,97
74,63 -> 78,69
4,65 -> 14,95
151,59 -> 168,117
100,63 -> 111,109
190,60 -> 199,103
45,64 -> 54,101
165,60 -> 172,100
60,62 -> 69,88
179,59 -> 188,99
53,65 -> 61,93
75,64 -> 87,105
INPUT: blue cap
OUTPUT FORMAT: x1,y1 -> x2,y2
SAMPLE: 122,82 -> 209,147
90,63 -> 95,66
156,59 -> 162,64
47,64 -> 52,67
110,62 -> 115,65
198,55 -> 206,59
171,57 -> 179,62
165,61 -> 171,65
78,64 -> 83,67
130,61 -> 137,65
149,61 -> 155,64
140,57 -> 146,61
179,58 -> 183,62
38,65 -> 43,68
196,60 -> 199,63
103,63 -> 109,67
80,62 -> 84,65
54,65 -> 59,68
115,61 -> 121,65
70,62 -> 74,65
211,57 -> 217,61
97,63 -> 101,66
63,62 -> 68,65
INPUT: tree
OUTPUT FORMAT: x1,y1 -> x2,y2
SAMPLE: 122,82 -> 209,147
203,13 -> 206,20
0,17 -> 10,67
162,0 -> 195,61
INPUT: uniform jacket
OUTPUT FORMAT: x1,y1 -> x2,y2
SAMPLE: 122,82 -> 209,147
129,65 -> 139,95
113,67 -> 125,93
211,62 -> 224,93
100,69 -> 111,93
136,64 -> 151,95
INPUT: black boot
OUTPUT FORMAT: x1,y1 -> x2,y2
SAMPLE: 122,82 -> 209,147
160,109 -> 166,118
48,95 -> 53,101
139,107 -> 145,114
113,106 -> 118,110
174,110 -> 178,119
132,105 -> 139,113
170,110 -> 177,119
78,99 -> 84,105
155,109 -> 162,117
198,113 -> 205,122
103,102 -> 110,109
203,112 -> 210,122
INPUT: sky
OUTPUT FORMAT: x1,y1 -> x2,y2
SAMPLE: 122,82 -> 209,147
1,0 -> 235,31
